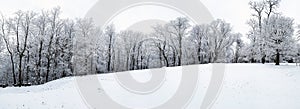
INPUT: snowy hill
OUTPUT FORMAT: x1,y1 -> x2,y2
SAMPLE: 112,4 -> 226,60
0,64 -> 299,109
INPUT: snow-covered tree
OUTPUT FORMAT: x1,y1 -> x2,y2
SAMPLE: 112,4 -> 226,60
264,0 -> 281,20
247,19 -> 260,62
265,15 -> 295,65
152,24 -> 175,67
0,27 -> 5,84
44,7 -> 63,82
0,14 -> 18,85
188,19 -> 238,63
103,24 -> 116,72
117,30 -> 146,70
249,1 -> 265,63
249,0 -> 264,34
232,33 -> 245,63
189,24 -> 210,64
30,10 -> 49,84
208,19 -> 236,63
167,17 -> 190,66
54,19 -> 75,78
73,18 -> 98,75
248,0 -> 281,64
3,10 -> 36,86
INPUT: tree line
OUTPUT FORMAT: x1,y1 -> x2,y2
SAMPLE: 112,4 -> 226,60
0,0 -> 300,86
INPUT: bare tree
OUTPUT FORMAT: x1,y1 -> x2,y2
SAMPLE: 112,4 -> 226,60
0,14 -> 17,85
45,8 -> 62,82
118,30 -> 144,70
7,11 -> 35,86
32,10 -> 49,84
189,24 -> 210,64
247,19 -> 260,62
104,24 -> 116,72
152,24 -> 172,67
249,1 -> 265,34
208,19 -> 235,62
265,0 -> 281,20
248,0 -> 281,64
249,1 -> 265,63
167,17 -> 190,66
74,18 -> 96,75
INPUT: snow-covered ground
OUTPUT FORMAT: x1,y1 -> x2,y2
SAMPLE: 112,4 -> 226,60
0,64 -> 299,109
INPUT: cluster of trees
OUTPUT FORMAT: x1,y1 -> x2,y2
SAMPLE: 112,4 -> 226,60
0,8 -> 75,86
246,0 -> 299,65
75,18 -> 241,74
0,0 -> 300,86
0,8 -> 242,86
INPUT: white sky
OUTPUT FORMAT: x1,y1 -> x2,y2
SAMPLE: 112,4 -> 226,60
0,0 -> 299,37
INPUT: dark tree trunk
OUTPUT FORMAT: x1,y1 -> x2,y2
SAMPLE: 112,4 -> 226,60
46,55 -> 51,82
10,56 -> 16,85
178,35 -> 182,66
197,47 -> 201,64
162,52 -> 169,67
26,50 -> 30,84
37,41 -> 43,84
250,58 -> 255,63
262,55 -> 266,64
172,50 -> 176,66
159,50 -> 163,67
136,44 -> 141,69
46,34 -> 54,82
18,55 -> 23,86
126,51 -> 130,70
131,45 -> 137,70
107,34 -> 112,72
275,49 -> 280,65
157,45 -> 169,67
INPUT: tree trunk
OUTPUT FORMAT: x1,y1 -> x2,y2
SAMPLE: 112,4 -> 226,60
37,41 -> 43,84
18,55 -> 23,86
197,47 -> 201,64
159,50 -> 163,67
250,58 -> 255,63
46,34 -> 54,82
262,55 -> 266,64
172,51 -> 176,66
107,35 -> 112,72
126,51 -> 130,70
10,55 -> 16,85
178,35 -> 182,66
46,56 -> 51,82
26,50 -> 30,84
275,49 -> 280,65
157,45 -> 169,67
162,52 -> 169,67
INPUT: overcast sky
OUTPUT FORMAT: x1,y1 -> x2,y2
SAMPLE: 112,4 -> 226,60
0,0 -> 299,37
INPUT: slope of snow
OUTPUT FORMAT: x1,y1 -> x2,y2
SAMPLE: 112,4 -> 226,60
0,64 -> 299,109
213,64 -> 300,109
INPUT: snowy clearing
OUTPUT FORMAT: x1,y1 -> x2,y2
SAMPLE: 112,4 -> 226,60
0,63 -> 299,109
